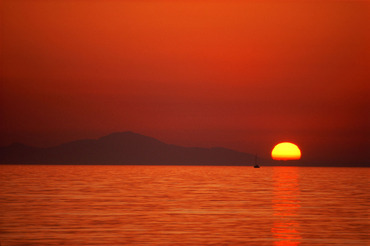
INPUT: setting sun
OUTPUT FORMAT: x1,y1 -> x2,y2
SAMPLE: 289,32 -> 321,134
271,142 -> 301,160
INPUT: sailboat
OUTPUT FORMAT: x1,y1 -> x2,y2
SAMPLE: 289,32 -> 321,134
253,155 -> 260,168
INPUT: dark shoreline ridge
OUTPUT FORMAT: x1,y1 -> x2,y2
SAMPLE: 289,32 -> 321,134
1,132 -> 368,166
0,132 -> 257,165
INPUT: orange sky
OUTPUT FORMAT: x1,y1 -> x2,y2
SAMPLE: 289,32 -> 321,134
1,0 -> 369,165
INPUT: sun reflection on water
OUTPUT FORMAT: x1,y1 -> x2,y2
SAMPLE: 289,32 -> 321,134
272,167 -> 302,246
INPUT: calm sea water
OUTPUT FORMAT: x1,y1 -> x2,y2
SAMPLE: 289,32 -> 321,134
0,165 -> 368,245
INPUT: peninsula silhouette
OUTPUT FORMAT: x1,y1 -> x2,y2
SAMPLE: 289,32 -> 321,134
0,132 -> 257,165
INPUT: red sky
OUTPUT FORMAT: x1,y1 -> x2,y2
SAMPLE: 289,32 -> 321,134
1,0 -> 369,165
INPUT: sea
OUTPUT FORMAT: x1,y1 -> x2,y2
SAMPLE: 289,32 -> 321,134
0,165 -> 369,246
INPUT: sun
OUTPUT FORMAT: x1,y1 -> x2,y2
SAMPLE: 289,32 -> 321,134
271,142 -> 301,160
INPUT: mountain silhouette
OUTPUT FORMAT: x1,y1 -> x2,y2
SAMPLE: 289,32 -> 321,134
0,132 -> 257,165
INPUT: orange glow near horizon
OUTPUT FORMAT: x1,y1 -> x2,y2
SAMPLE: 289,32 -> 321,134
0,0 -> 368,165
271,142 -> 301,160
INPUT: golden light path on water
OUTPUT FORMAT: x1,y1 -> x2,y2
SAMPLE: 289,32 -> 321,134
272,167 -> 301,246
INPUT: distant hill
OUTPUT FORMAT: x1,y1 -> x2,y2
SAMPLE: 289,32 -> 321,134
0,132 -> 257,165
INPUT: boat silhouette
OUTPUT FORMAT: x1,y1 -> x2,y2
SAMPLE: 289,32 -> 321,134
253,155 -> 260,168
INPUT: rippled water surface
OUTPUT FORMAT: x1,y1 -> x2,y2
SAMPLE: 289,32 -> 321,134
0,165 -> 369,245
